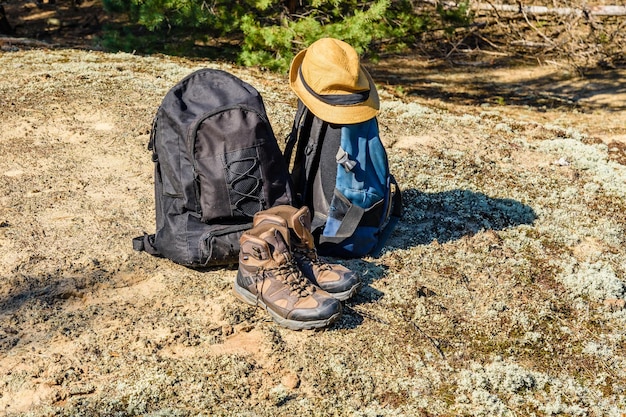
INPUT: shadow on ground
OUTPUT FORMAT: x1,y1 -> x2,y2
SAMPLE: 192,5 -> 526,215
334,187 -> 536,330
369,57 -> 626,113
0,272 -> 98,353
385,188 -> 537,250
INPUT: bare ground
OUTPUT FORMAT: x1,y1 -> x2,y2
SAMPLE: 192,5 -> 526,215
1,2 -> 626,416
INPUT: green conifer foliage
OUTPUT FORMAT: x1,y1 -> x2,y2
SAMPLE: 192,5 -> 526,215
101,0 -> 468,71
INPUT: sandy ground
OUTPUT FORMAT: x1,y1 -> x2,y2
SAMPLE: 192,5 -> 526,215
0,45 -> 625,416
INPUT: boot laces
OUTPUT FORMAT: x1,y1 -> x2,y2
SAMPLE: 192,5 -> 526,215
261,259 -> 315,298
294,247 -> 332,272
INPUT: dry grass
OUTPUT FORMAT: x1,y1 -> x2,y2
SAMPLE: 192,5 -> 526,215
0,48 -> 625,416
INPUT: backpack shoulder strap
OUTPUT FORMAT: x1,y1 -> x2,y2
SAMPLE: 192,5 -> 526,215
284,101 -> 326,175
284,102 -> 328,209
283,100 -> 309,166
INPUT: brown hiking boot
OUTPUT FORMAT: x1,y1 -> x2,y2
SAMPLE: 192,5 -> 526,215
234,223 -> 342,330
253,205 -> 362,301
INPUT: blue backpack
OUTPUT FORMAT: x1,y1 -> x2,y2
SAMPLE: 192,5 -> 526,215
285,102 -> 402,258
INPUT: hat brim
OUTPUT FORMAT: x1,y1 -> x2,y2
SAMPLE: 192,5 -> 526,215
289,48 -> 380,125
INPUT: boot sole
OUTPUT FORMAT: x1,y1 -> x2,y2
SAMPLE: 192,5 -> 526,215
233,281 -> 341,331
327,281 -> 363,301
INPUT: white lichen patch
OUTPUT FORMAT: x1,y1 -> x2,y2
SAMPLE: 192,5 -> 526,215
537,138 -> 626,197
454,359 -> 625,416
559,260 -> 626,301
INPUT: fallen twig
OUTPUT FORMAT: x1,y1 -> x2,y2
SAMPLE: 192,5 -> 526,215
424,1 -> 626,17
411,321 -> 447,359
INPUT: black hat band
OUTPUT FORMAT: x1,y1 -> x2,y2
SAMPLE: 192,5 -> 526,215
299,68 -> 370,106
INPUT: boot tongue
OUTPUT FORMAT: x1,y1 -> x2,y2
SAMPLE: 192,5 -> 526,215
292,207 -> 315,249
258,226 -> 314,296
259,227 -> 291,264
272,229 -> 290,254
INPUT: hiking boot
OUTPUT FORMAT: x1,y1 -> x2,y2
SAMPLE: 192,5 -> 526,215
234,223 -> 342,330
253,205 -> 362,301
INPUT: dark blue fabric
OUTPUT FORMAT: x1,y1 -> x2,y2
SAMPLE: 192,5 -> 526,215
322,118 -> 390,255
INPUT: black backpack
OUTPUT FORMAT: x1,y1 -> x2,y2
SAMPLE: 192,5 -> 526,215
133,69 -> 293,267
284,103 -> 402,258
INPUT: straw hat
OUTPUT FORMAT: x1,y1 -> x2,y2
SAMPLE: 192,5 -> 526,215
289,38 -> 379,125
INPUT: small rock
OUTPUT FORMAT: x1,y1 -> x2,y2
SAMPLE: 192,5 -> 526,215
604,298 -> 625,311
281,373 -> 300,390
553,157 -> 570,166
